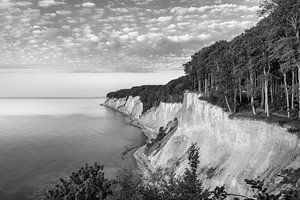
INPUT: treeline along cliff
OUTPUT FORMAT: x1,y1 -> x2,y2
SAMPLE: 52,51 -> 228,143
183,0 -> 300,118
109,0 -> 300,120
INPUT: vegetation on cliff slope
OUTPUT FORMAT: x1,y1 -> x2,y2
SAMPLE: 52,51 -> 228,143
44,144 -> 300,200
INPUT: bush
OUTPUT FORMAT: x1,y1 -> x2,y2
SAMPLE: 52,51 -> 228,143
45,163 -> 112,200
44,147 -> 300,200
108,168 -> 142,200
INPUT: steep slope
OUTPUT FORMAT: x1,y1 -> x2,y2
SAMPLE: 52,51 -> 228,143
103,92 -> 300,196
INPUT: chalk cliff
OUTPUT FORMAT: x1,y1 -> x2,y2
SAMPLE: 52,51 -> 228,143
103,92 -> 300,196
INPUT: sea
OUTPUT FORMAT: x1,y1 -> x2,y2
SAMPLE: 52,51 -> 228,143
0,71 -> 183,200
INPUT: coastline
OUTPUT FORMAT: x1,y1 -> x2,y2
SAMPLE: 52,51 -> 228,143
101,94 -> 300,195
101,102 -> 156,175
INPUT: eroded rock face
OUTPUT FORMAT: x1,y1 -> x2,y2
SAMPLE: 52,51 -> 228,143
103,92 -> 300,195
104,96 -> 143,118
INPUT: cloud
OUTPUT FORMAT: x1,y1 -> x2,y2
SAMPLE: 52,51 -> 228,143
16,1 -> 32,7
0,0 -> 262,72
171,4 -> 259,16
131,37 -> 208,58
137,33 -> 162,42
110,7 -> 129,13
87,34 -> 99,42
82,2 -> 95,8
62,25 -> 71,29
171,6 -> 209,15
56,10 -> 72,15
167,33 -> 211,42
38,0 -> 65,7
0,0 -> 13,8
157,16 -> 173,23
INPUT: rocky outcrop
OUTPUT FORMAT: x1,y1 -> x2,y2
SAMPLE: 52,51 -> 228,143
103,92 -> 300,196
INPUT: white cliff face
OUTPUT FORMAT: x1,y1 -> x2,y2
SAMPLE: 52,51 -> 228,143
104,96 -> 143,118
103,93 -> 300,195
138,102 -> 181,131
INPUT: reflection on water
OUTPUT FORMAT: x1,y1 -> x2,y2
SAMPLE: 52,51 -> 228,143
0,99 -> 145,200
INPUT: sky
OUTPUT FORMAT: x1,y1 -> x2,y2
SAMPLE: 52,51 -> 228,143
0,0 -> 262,73
0,71 -> 184,97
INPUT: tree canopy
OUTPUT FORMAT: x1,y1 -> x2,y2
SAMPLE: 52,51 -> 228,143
183,0 -> 300,118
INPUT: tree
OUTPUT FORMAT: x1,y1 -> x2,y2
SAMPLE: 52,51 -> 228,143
232,32 -> 258,114
109,168 -> 142,200
168,143 -> 209,200
260,0 -> 300,117
45,163 -> 112,200
271,36 -> 298,117
250,19 -> 275,117
44,151 -> 300,200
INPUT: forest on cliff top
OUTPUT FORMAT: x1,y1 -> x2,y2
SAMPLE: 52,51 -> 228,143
108,0 -> 300,122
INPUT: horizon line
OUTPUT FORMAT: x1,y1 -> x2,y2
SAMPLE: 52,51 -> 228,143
0,97 -> 106,99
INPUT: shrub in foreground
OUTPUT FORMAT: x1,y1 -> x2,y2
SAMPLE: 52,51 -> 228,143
45,163 -> 112,200
45,144 -> 299,200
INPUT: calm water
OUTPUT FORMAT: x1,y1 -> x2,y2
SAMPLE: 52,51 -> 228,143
0,71 -> 183,199
0,98 -> 145,200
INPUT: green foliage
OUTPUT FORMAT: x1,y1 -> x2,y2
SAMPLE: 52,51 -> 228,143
174,143 -> 209,200
45,163 -> 112,200
107,1 -> 300,117
209,186 -> 228,200
181,0 -> 300,116
244,179 -> 281,200
183,143 -> 201,192
118,143 -> 209,200
45,147 -> 300,200
279,168 -> 300,200
108,168 -> 142,200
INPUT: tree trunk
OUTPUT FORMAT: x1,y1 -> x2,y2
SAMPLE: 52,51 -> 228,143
188,73 -> 192,82
209,75 -> 211,96
255,72 -> 258,88
283,72 -> 290,118
298,65 -> 300,118
239,77 -> 242,103
246,76 -> 250,101
193,74 -> 197,89
205,78 -> 208,95
274,80 -> 277,96
234,84 -> 237,113
209,75 -> 212,92
270,79 -> 274,104
264,67 -> 270,117
211,74 -> 215,92
225,95 -> 232,113
250,71 -> 256,115
291,69 -> 295,110
261,81 -> 264,108
295,26 -> 300,117
198,80 -> 202,93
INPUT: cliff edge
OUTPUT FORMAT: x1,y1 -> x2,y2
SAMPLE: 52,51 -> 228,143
103,92 -> 300,196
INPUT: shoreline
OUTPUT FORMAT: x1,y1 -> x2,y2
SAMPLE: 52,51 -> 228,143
101,94 -> 300,195
101,102 -> 155,175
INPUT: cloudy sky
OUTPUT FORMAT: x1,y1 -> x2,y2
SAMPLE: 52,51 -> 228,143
0,0 -> 261,73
